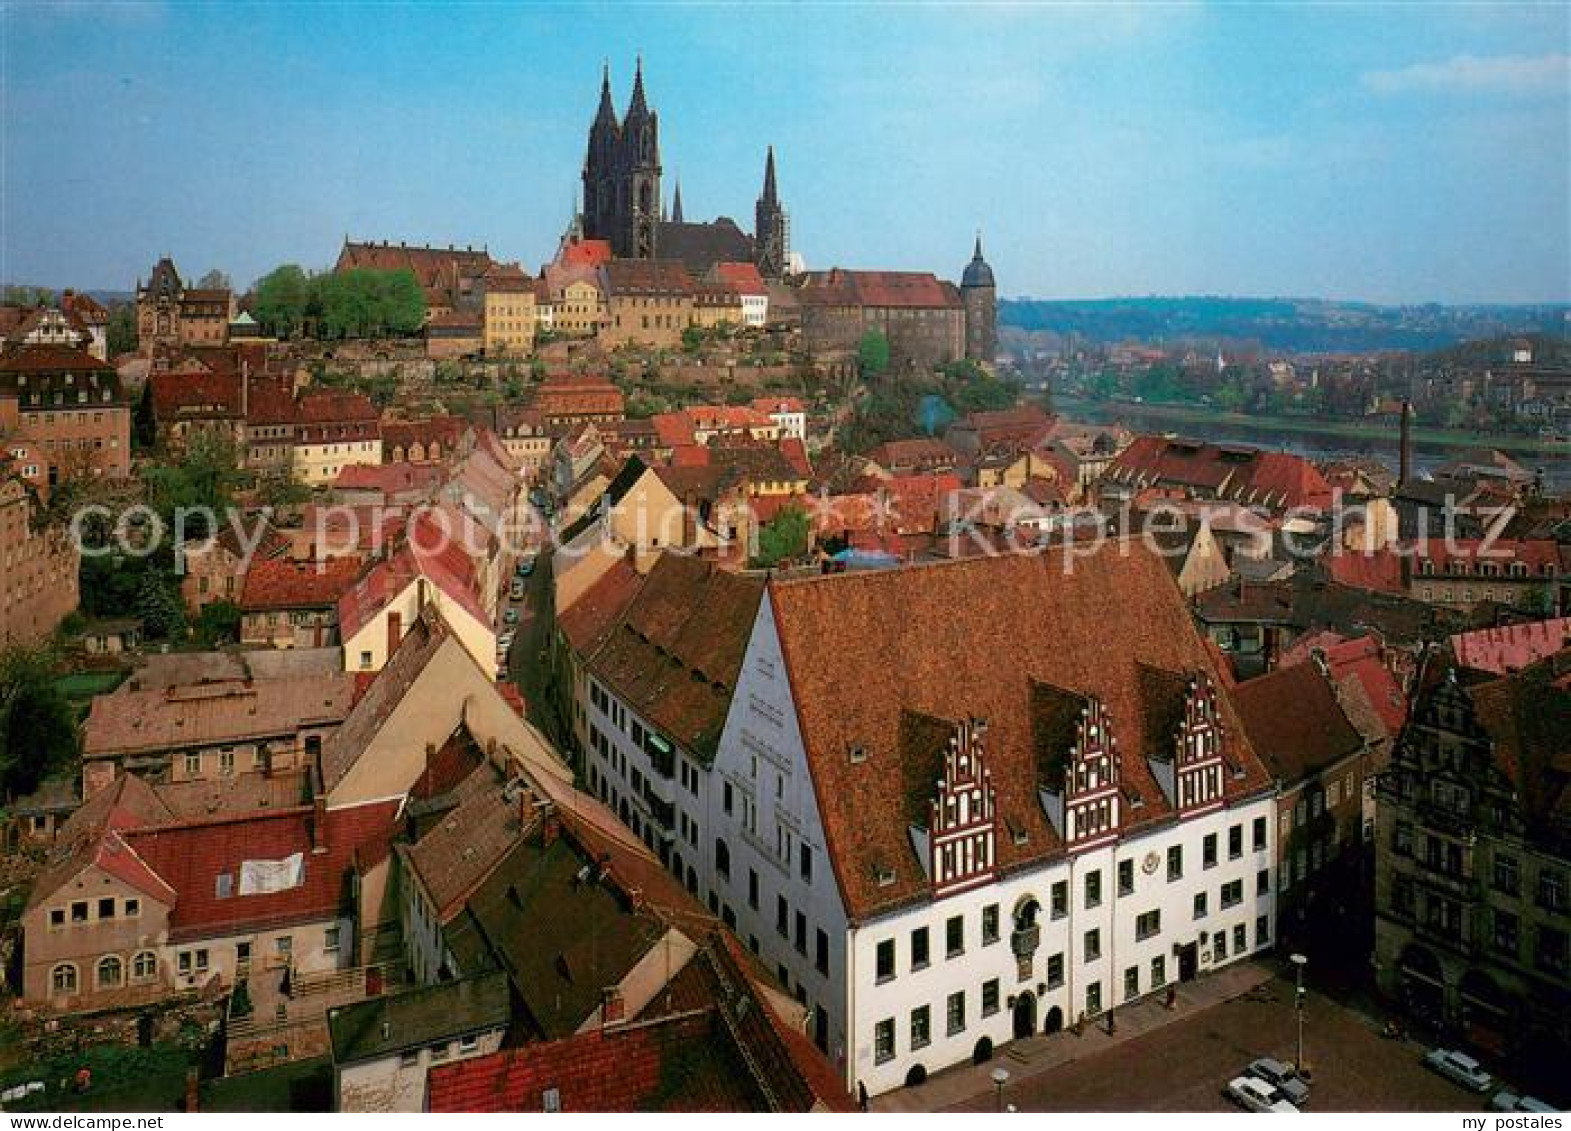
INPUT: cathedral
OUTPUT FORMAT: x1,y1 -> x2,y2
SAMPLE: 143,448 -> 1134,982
581,61 -> 789,279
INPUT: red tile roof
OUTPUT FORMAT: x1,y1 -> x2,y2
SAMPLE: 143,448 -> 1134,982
555,237 -> 613,270
557,557 -> 645,656
1107,435 -> 1334,511
799,268 -> 963,310
241,556 -> 363,611
124,798 -> 400,942
335,509 -> 489,643
429,1012 -> 761,1112
1232,663 -> 1366,785
767,543 -> 1273,920
1451,617 -> 1571,676
0,343 -> 116,374
150,370 -> 242,420
332,461 -> 442,497
711,261 -> 767,295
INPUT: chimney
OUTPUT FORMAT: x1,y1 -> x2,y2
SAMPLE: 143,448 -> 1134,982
311,792 -> 328,855
387,610 -> 402,658
1398,400 -> 1412,488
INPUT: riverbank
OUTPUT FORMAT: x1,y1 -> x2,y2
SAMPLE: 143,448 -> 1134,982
1053,396 -> 1568,460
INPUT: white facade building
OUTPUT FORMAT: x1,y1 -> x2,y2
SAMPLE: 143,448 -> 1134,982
566,545 -> 1279,1097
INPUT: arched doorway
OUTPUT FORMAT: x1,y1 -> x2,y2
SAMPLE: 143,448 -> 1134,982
1044,1005 -> 1064,1034
904,1064 -> 927,1088
972,1036 -> 994,1064
1013,991 -> 1037,1040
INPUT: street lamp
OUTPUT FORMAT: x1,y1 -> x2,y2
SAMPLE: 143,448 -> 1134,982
1290,952 -> 1309,1078
991,1067 -> 1011,1112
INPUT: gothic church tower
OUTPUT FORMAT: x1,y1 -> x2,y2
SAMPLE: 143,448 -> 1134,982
581,60 -> 662,259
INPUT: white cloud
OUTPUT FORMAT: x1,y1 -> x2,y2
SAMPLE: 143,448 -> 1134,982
1363,53 -> 1569,96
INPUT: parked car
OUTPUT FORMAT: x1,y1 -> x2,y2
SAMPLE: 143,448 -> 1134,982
1424,1049 -> 1493,1092
1491,1092 -> 1559,1113
1245,1059 -> 1309,1108
503,608 -> 519,625
496,631 -> 515,654
510,581 -> 525,601
519,558 -> 535,577
1225,1076 -> 1299,1114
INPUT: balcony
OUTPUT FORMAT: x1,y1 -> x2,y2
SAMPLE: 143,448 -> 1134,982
1010,923 -> 1041,960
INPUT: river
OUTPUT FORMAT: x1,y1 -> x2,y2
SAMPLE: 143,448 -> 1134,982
1053,397 -> 1571,492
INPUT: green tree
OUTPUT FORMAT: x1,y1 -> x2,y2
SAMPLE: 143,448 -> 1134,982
2,285 -> 53,307
197,269 -> 232,291
133,380 -> 158,450
858,330 -> 891,378
752,505 -> 811,569
254,264 -> 311,338
681,325 -> 706,353
194,600 -> 242,648
0,643 -> 79,798
136,570 -> 187,641
107,303 -> 138,357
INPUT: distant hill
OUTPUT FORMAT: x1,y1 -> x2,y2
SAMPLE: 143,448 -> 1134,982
1000,296 -> 1570,353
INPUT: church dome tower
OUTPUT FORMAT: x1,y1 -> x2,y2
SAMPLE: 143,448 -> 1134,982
961,234 -> 997,363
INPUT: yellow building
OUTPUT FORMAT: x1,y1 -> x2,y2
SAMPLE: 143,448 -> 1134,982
481,268 -> 536,356
551,277 -> 605,337
599,260 -> 694,348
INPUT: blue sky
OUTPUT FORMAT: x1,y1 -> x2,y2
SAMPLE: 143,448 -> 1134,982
2,2 -> 1567,303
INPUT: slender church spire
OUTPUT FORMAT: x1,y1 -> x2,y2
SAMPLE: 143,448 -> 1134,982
762,145 -> 778,206
671,180 -> 684,224
595,60 -> 618,128
628,55 -> 648,118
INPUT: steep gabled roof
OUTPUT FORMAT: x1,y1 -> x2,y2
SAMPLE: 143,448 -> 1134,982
1232,663 -> 1365,785
584,554 -> 764,764
767,542 -> 1271,920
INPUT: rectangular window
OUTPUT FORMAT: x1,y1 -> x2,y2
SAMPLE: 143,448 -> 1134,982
1118,858 -> 1134,896
1124,965 -> 1139,1001
1193,892 -> 1208,919
1494,855 -> 1519,896
982,978 -> 1000,1017
325,926 -> 341,952
946,991 -> 965,1036
876,939 -> 895,983
980,904 -> 1001,947
184,753 -> 201,777
875,1019 -> 895,1064
1229,824 -> 1243,859
97,897 -> 116,919
1221,880 -> 1243,908
1167,845 -> 1183,881
1085,928 -> 1101,962
1085,869 -> 1102,909
908,925 -> 931,970
71,901 -> 88,923
1151,955 -> 1166,988
723,782 -> 733,814
237,941 -> 251,968
1047,952 -> 1065,989
911,1005 -> 931,1050
816,929 -> 830,976
795,911 -> 807,956
1252,816 -> 1267,851
1086,981 -> 1102,1016
1136,909 -> 1161,940
276,936 -> 292,956
776,896 -> 788,937
748,869 -> 759,910
1050,881 -> 1068,919
1233,923 -> 1247,953
1256,916 -> 1270,947
1214,930 -> 1228,960
1203,833 -> 1218,869
1494,910 -> 1519,956
946,915 -> 964,958
1257,869 -> 1270,895
49,908 -> 65,928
